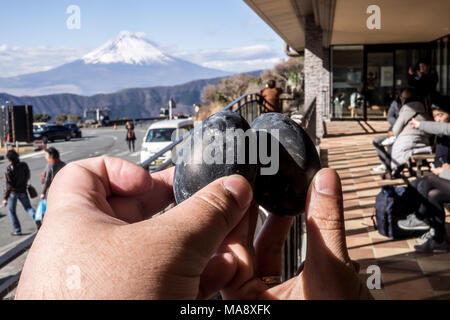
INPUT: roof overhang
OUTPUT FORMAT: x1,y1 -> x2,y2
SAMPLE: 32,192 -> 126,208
244,0 -> 450,52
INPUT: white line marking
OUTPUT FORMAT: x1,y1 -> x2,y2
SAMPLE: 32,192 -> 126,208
115,151 -> 129,157
19,151 -> 44,160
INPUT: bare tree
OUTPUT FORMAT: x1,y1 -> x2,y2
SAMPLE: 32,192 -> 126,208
217,74 -> 252,103
201,85 -> 217,105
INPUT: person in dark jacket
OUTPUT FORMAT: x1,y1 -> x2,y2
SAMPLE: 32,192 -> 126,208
408,60 -> 439,106
41,147 -> 66,199
126,121 -> 136,152
2,150 -> 37,236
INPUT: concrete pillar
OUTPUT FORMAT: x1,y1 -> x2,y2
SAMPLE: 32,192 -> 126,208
304,15 -> 331,143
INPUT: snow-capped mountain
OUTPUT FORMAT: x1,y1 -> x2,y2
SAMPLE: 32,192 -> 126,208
0,31 -> 230,96
82,31 -> 173,65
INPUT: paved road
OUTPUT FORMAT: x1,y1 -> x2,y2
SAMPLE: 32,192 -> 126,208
0,126 -> 149,249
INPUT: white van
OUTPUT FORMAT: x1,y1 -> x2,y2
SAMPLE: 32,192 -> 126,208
140,119 -> 194,166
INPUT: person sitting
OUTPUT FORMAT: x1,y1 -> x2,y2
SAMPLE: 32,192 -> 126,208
397,96 -> 450,253
372,92 -> 402,173
261,80 -> 283,113
389,88 -> 432,178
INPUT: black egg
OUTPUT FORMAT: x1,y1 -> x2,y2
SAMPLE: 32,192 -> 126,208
173,110 -> 258,204
251,113 -> 321,216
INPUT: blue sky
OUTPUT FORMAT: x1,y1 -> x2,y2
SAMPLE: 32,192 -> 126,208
0,0 -> 286,76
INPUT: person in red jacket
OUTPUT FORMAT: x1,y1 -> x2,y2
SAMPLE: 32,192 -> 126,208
261,80 -> 283,113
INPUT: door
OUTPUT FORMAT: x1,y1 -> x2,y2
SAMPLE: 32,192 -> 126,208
364,50 -> 395,120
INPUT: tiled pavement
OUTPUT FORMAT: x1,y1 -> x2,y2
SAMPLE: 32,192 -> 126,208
321,121 -> 450,300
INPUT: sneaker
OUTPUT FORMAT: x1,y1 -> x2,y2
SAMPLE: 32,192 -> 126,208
11,231 -> 23,236
372,164 -> 387,172
414,231 -> 449,253
397,214 -> 431,231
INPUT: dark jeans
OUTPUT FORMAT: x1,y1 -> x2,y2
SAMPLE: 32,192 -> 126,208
373,135 -> 392,170
127,140 -> 135,152
7,193 -> 36,233
411,175 -> 450,242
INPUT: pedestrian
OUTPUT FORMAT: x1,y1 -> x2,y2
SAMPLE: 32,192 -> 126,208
126,121 -> 136,152
261,79 -> 283,113
41,147 -> 66,199
2,150 -> 38,235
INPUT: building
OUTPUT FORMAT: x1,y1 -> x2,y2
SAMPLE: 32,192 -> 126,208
244,0 -> 450,141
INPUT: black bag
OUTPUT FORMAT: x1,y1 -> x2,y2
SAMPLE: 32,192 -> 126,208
27,185 -> 38,199
373,186 -> 419,239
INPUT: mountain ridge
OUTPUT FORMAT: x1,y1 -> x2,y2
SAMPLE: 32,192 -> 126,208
0,31 -> 231,96
0,70 -> 262,119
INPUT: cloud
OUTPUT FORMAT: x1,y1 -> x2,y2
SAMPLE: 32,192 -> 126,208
0,45 -> 90,78
171,44 -> 285,72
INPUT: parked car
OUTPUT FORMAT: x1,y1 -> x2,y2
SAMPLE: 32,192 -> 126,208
33,124 -> 73,144
64,122 -> 82,138
140,119 -> 193,166
33,122 -> 48,132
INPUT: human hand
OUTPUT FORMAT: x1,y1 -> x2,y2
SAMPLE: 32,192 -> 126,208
16,157 -> 254,300
443,163 -> 450,170
431,167 -> 445,175
2,199 -> 7,207
387,131 -> 393,138
409,118 -> 421,129
40,194 -> 45,200
216,168 -> 372,300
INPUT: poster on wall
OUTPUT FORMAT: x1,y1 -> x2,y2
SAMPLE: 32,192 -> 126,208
381,66 -> 394,87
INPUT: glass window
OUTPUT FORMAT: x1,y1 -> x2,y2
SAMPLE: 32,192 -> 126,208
332,46 -> 364,119
145,128 -> 175,142
442,37 -> 448,95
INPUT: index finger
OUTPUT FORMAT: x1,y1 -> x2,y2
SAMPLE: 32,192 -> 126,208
48,157 -> 175,220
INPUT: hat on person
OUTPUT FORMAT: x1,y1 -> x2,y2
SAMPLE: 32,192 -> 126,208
431,95 -> 450,114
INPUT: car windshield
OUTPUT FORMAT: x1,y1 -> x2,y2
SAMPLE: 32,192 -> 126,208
145,128 -> 176,143
33,125 -> 44,132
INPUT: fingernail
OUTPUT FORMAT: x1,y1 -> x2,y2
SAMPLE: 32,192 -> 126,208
222,175 -> 253,209
314,169 -> 341,196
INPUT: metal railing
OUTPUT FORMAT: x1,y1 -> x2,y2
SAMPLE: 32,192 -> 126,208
139,93 -> 318,282
140,93 -> 269,171
281,98 -> 316,280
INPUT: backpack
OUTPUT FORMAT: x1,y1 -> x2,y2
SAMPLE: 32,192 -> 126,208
373,186 -> 420,239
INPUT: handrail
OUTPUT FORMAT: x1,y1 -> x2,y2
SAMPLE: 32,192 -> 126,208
302,97 -> 317,129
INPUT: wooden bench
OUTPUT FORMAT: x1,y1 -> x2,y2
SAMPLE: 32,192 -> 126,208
408,154 -> 435,178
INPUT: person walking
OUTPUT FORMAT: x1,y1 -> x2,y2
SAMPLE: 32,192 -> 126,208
261,80 -> 283,113
41,147 -> 66,199
2,150 -> 37,235
126,121 -> 136,152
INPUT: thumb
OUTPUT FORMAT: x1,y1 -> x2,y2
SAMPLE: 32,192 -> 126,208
305,168 -> 350,266
162,174 -> 253,262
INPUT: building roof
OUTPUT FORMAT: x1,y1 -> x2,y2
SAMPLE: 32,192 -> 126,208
244,0 -> 450,51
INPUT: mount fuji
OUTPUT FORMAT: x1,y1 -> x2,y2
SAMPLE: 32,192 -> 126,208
0,31 -> 231,96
